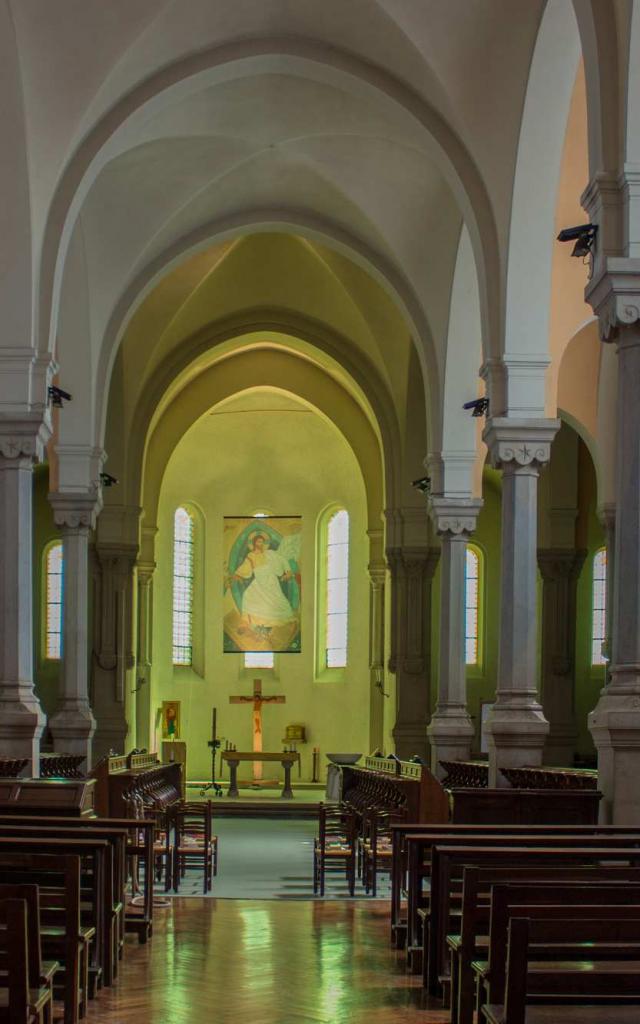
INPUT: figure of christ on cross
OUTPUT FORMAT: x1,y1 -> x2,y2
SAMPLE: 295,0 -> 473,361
229,679 -> 286,781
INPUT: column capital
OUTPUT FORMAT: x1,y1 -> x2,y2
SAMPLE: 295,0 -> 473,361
0,418 -> 52,464
598,501 -> 617,530
585,258 -> 640,342
428,497 -> 482,537
483,417 -> 560,471
537,547 -> 587,583
49,490 -> 103,531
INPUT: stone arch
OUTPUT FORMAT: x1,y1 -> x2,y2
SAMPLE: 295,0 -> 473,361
571,0 -> 622,173
139,348 -> 385,536
105,308 -> 402,517
39,38 -> 500,380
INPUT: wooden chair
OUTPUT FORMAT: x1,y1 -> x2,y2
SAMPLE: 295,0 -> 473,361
0,896 -> 55,1024
483,915 -> 640,1024
173,801 -> 217,894
361,809 -> 399,896
313,804 -> 357,897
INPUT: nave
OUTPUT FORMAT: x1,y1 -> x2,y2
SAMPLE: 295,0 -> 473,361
85,900 -> 445,1024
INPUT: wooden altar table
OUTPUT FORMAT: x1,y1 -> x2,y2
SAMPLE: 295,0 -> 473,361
222,751 -> 301,799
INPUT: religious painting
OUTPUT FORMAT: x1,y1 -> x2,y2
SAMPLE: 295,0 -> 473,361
223,516 -> 302,654
161,700 -> 181,739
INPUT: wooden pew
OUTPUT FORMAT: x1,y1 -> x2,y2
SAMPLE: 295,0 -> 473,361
0,822 -> 127,986
426,843 -> 640,997
0,835 -> 109,1008
0,853 -> 81,1024
389,823 -> 640,948
482,915 -> 640,1024
0,889 -> 56,1024
0,814 -> 155,945
452,871 -> 640,1024
0,898 -> 38,1024
403,829 -> 640,970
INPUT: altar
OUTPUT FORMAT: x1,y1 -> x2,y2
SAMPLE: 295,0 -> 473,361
222,751 -> 301,799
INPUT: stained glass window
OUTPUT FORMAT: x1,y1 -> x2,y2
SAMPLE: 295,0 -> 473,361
592,547 -> 607,666
173,507 -> 194,665
464,545 -> 480,666
45,541 -> 64,660
326,509 -> 349,668
244,651 -> 274,669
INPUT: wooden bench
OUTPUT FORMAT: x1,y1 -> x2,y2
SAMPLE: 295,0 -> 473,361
405,830 -> 640,973
0,853 -> 82,1024
426,843 -> 640,996
0,888 -> 57,1024
452,871 -> 640,1024
389,823 -> 640,948
482,915 -> 640,1024
0,813 -> 155,945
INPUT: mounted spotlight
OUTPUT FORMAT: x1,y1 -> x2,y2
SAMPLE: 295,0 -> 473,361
463,397 -> 489,418
48,385 -> 72,407
100,472 -> 118,487
412,476 -> 431,495
557,223 -> 598,258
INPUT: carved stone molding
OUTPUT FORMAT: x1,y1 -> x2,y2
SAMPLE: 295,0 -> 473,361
428,497 -> 482,536
49,490 -> 102,531
585,258 -> 640,342
0,419 -> 51,464
483,417 -> 560,471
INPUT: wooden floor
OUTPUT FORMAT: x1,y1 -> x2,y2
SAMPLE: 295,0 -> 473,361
86,899 -> 448,1023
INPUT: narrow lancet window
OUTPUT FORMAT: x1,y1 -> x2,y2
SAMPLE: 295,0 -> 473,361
592,547 -> 607,666
326,509 -> 349,668
45,541 -> 64,660
173,506 -> 194,665
464,545 -> 480,666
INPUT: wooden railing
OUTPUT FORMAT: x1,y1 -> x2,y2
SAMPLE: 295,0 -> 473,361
0,759 -> 28,778
440,760 -> 489,789
500,766 -> 598,790
39,753 -> 86,779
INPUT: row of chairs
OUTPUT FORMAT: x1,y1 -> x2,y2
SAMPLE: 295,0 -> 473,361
313,802 -> 402,896
148,799 -> 219,894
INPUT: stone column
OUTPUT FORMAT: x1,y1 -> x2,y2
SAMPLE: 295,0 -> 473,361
387,546 -> 440,761
483,419 -> 559,786
538,549 -> 586,766
427,498 -> 482,778
47,494 -> 101,769
0,430 -> 50,774
368,557 -> 386,755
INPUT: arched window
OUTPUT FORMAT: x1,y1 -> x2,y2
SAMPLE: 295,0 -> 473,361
325,509 -> 349,668
44,541 -> 64,660
172,507 -> 195,666
592,547 -> 607,666
464,545 -> 481,666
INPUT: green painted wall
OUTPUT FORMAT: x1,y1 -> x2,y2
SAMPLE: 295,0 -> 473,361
149,391 -> 371,782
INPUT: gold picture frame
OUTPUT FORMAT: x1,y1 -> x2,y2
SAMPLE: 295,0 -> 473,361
161,700 -> 181,740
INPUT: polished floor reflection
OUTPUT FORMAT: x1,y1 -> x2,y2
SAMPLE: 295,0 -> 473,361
87,899 -> 448,1024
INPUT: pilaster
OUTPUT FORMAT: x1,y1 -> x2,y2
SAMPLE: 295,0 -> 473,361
538,549 -> 586,766
483,417 -> 560,786
426,498 -> 482,778
385,510 -> 439,760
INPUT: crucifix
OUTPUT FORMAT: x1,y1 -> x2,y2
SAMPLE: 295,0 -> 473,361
229,679 -> 286,781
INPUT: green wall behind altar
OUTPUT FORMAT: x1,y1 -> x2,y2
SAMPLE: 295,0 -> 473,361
149,390 -> 371,783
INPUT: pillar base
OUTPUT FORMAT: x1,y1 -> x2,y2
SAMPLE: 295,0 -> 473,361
589,689 -> 640,825
392,720 -> 429,762
486,703 -> 550,787
427,709 -> 474,779
49,700 -> 96,771
0,687 -> 45,776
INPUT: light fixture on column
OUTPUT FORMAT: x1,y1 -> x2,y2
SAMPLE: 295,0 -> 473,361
412,476 -> 431,494
48,385 -> 72,407
463,397 -> 489,417
100,472 -> 118,487
557,223 -> 598,258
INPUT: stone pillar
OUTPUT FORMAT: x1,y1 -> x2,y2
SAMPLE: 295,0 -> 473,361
368,556 -> 386,755
427,499 -> 482,778
47,494 -> 101,768
538,549 -> 586,766
0,430 -> 50,773
91,506 -> 140,762
483,419 -> 559,786
135,561 -> 154,752
588,320 -> 640,823
387,546 -> 439,761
